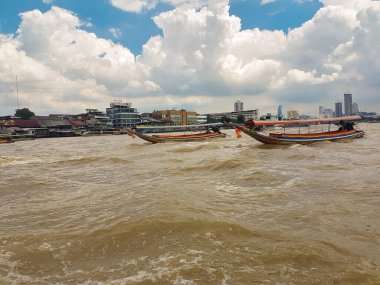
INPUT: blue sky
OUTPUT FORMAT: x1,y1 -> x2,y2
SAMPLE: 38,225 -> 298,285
0,0 -> 322,55
0,0 -> 379,116
0,0 -> 164,54
230,0 -> 323,32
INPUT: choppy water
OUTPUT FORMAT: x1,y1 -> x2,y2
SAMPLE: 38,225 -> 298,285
0,123 -> 379,284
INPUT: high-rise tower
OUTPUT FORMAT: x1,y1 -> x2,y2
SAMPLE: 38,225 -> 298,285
335,102 -> 343,117
344,93 -> 353,116
234,100 -> 244,112
277,105 -> 283,120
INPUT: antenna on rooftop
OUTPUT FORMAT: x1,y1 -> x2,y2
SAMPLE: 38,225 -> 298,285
15,75 -> 20,110
16,75 -> 19,109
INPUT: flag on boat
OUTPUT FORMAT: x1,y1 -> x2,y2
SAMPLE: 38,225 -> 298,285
235,127 -> 242,138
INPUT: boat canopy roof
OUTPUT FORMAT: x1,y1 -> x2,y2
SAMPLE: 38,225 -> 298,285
246,116 -> 362,127
135,122 -> 223,129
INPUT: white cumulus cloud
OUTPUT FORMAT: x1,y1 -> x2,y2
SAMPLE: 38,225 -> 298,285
110,0 -> 158,13
109,28 -> 122,39
260,0 -> 276,5
109,0 -> 228,13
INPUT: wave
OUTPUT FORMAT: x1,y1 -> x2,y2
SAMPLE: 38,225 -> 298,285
166,157 -> 246,174
2,217 -> 380,284
0,155 -> 131,168
0,156 -> 44,167
228,170 -> 284,188
168,143 -> 221,154
0,219 -> 261,284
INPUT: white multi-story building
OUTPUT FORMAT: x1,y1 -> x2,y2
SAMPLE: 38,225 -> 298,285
106,100 -> 141,128
208,110 -> 259,122
197,114 -> 207,124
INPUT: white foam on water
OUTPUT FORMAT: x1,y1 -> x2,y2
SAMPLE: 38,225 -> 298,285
0,156 -> 44,167
187,249 -> 204,255
85,270 -> 155,285
238,265 -> 255,273
281,177 -> 302,189
205,232 -> 222,245
38,242 -> 54,251
78,250 -> 207,284
0,250 -> 35,284
173,276 -> 197,285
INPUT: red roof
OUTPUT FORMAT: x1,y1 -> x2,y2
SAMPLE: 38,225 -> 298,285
70,120 -> 86,126
0,119 -> 41,128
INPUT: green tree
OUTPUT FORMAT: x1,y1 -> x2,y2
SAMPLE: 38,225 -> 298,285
15,108 -> 35,119
207,117 -> 217,123
237,114 -> 245,124
221,115 -> 232,123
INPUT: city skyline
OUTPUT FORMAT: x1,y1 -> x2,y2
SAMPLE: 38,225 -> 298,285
1,0 -> 380,116
5,93 -> 375,121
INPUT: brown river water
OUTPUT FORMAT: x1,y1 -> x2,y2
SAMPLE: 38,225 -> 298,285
0,123 -> 379,284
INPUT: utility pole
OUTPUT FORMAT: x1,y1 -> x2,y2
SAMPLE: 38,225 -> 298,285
16,75 -> 19,110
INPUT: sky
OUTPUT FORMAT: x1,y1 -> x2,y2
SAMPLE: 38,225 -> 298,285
0,0 -> 379,116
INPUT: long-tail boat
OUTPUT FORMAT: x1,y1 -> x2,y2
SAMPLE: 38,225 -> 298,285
0,138 -> 14,144
237,116 -> 365,145
126,123 -> 226,143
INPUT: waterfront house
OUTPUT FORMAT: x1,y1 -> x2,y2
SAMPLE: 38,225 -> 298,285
152,109 -> 197,125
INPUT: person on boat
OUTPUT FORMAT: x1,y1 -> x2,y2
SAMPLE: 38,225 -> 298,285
340,121 -> 355,131
211,126 -> 221,134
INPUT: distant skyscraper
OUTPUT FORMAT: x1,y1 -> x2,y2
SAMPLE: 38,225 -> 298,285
344,93 -> 353,116
277,105 -> 283,120
319,106 -> 325,118
352,102 -> 359,114
335,102 -> 343,117
324,109 -> 334,118
234,100 -> 244,112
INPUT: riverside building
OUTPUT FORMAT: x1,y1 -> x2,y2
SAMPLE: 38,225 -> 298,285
287,110 -> 299,120
85,109 -> 113,129
152,110 -> 198,125
106,100 -> 141,128
197,114 -> 207,124
207,109 -> 259,122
